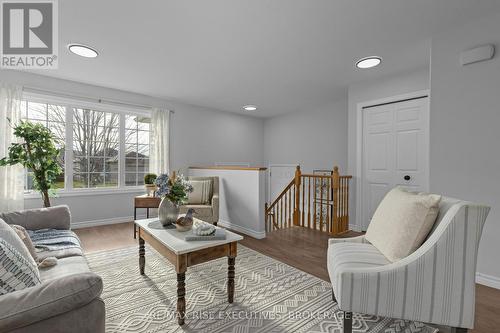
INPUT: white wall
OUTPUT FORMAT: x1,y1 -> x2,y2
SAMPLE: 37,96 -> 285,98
347,69 -> 430,228
264,99 -> 348,174
429,12 -> 500,285
1,70 -> 265,226
190,168 -> 267,239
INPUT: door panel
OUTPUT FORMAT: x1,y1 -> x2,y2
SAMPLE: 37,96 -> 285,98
362,97 -> 429,230
396,130 -> 418,171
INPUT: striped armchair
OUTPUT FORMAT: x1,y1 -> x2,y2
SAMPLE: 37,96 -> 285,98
327,197 -> 490,333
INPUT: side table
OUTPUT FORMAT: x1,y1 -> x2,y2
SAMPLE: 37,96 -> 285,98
133,195 -> 161,239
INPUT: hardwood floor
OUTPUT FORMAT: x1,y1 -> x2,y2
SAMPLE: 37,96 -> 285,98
75,222 -> 500,333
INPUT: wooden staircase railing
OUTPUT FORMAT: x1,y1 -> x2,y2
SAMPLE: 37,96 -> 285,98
265,166 -> 352,235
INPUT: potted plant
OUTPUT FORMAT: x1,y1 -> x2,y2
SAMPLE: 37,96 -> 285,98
144,173 -> 157,196
0,121 -> 62,208
155,171 -> 193,226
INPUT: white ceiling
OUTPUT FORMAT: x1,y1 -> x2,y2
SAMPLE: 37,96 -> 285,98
32,0 -> 500,117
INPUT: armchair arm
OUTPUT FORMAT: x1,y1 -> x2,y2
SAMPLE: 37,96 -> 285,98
0,272 -> 103,332
0,205 -> 71,230
211,193 -> 219,223
328,235 -> 367,246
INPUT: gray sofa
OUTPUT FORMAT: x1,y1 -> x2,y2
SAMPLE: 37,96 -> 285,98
180,176 -> 219,225
0,206 -> 105,333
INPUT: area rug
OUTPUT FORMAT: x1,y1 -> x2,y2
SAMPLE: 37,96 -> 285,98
86,245 -> 438,333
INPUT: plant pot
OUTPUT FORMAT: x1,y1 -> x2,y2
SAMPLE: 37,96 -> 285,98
158,198 -> 179,227
145,184 -> 156,197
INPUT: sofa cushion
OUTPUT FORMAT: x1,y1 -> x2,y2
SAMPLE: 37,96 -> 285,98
0,239 -> 41,295
39,256 -> 90,282
0,206 -> 71,231
0,272 -> 102,332
365,187 -> 441,262
327,242 -> 390,288
188,180 -> 212,204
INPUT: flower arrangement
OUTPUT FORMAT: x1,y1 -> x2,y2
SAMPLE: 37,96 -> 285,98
154,171 -> 193,205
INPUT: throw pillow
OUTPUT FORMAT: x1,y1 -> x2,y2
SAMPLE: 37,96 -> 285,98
10,225 -> 38,261
188,180 -> 213,204
365,187 -> 441,262
0,239 -> 41,295
0,219 -> 38,269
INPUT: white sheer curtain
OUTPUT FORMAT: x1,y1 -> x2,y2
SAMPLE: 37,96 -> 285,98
149,108 -> 171,175
0,83 -> 24,212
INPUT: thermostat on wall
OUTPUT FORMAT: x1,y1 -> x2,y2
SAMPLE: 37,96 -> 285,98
460,44 -> 495,66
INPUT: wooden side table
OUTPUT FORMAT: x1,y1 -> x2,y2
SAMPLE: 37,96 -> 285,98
134,195 -> 161,239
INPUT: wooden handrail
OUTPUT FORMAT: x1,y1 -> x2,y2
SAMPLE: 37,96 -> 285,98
301,173 -> 352,179
265,165 -> 352,235
266,179 -> 294,213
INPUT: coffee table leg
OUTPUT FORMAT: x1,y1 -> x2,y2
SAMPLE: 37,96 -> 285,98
133,208 -> 137,239
228,256 -> 235,303
139,237 -> 145,275
177,272 -> 186,325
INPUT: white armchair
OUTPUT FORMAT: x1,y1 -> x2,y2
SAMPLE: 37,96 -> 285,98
327,197 -> 490,333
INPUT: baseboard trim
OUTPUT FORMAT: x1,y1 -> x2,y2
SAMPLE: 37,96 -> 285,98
218,219 -> 266,239
71,215 -> 147,229
476,272 -> 500,290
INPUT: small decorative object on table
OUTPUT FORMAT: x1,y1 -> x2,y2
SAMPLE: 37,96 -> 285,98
144,173 -> 157,197
184,219 -> 226,241
194,220 -> 216,236
155,172 -> 194,227
175,208 -> 195,232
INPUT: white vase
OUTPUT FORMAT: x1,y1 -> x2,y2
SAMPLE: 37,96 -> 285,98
158,198 -> 179,226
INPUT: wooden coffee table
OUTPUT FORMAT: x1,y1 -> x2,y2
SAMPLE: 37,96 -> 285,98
134,218 -> 243,325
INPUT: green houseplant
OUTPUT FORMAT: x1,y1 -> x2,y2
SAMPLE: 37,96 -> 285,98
144,173 -> 157,196
0,121 -> 62,208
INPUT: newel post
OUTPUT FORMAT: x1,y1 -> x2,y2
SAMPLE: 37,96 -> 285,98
293,165 -> 301,226
332,166 -> 339,234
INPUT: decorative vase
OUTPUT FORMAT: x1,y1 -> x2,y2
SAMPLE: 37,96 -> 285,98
145,184 -> 156,197
158,198 -> 179,226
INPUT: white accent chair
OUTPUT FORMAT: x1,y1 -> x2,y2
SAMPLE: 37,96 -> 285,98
327,197 -> 490,333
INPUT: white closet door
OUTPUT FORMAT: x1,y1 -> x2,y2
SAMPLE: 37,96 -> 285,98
362,97 -> 429,230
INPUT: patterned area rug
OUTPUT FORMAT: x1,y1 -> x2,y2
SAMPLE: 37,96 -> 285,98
86,245 -> 438,333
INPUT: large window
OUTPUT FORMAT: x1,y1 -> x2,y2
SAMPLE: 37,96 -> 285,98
22,96 -> 151,192
21,101 -> 66,190
125,115 -> 151,186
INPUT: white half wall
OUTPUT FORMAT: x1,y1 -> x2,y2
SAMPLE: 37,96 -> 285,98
429,12 -> 500,282
347,69 -> 430,229
189,168 -> 267,239
264,99 -> 348,174
1,70 -> 265,226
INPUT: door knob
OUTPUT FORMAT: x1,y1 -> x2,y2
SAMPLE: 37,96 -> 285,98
404,175 -> 411,181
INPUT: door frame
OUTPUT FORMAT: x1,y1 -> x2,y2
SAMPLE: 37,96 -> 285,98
267,164 -> 299,204
355,90 -> 430,231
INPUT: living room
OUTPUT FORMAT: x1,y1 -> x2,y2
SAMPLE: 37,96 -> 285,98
1,1 -> 500,333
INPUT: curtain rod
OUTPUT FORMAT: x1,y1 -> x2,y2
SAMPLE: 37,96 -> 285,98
22,86 -> 175,113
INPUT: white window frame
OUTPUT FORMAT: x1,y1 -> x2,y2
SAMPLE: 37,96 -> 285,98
22,92 -> 151,198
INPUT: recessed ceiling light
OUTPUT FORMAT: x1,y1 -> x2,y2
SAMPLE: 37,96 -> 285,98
68,43 -> 99,58
243,105 -> 258,111
356,56 -> 382,69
